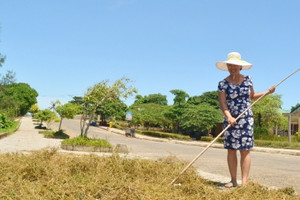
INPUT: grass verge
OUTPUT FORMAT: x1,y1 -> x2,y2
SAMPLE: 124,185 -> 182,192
61,136 -> 112,148
140,130 -> 190,140
255,140 -> 300,149
39,130 -> 70,139
0,120 -> 20,135
0,149 -> 298,200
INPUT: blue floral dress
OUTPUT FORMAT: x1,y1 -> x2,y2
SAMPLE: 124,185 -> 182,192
218,75 -> 254,150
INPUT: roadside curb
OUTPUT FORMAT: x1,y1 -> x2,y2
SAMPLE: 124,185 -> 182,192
61,144 -> 113,152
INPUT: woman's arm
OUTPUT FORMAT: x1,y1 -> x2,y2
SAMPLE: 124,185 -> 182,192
250,85 -> 276,100
218,91 -> 237,126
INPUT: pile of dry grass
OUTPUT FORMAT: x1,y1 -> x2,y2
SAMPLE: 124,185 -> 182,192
0,149 -> 298,200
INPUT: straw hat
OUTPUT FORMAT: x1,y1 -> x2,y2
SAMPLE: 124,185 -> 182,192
216,52 -> 252,71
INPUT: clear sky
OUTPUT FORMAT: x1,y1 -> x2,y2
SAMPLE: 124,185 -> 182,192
0,0 -> 299,111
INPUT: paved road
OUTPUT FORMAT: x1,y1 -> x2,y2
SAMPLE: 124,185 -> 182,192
1,116 -> 300,194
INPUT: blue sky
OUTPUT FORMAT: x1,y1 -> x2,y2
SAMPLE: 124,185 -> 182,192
0,0 -> 299,110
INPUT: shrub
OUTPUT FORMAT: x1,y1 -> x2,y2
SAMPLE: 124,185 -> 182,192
292,134 -> 300,143
112,123 -> 125,130
0,113 -> 13,129
201,136 -> 213,142
0,120 -> 19,135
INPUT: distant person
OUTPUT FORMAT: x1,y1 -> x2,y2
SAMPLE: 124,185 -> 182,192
216,52 -> 276,188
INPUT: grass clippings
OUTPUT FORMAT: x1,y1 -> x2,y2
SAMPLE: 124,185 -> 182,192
0,149 -> 299,200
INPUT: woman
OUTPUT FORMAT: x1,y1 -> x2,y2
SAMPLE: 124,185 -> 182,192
216,52 -> 275,188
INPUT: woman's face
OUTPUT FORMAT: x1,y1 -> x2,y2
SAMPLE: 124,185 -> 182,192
227,64 -> 242,75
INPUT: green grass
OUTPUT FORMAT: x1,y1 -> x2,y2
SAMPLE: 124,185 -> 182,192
39,129 -> 70,139
0,149 -> 298,200
140,130 -> 191,140
62,136 -> 112,148
0,120 -> 20,135
255,140 -> 300,149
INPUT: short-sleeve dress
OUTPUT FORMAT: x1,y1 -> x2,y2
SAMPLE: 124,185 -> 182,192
218,75 -> 254,150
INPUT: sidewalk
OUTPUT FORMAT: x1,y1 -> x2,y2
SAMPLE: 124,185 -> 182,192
0,116 -> 62,154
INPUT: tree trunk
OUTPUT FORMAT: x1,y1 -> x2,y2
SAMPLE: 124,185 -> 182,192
58,118 -> 63,131
258,113 -> 262,127
83,114 -> 94,137
80,114 -> 86,137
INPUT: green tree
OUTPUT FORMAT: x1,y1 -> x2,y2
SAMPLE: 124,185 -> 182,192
130,103 -> 171,129
291,103 -> 300,113
0,70 -> 16,85
252,94 -> 283,130
0,54 -> 5,67
96,99 -> 127,122
165,90 -> 189,132
69,96 -> 84,105
0,54 -> 16,85
29,104 -> 39,117
181,103 -> 223,134
35,109 -> 56,128
80,78 -> 137,137
7,83 -> 38,116
56,102 -> 80,131
132,93 -> 168,105
188,91 -> 220,109
134,94 -> 144,104
170,89 -> 189,105
0,83 -> 38,116
143,93 -> 168,105
273,114 -> 288,134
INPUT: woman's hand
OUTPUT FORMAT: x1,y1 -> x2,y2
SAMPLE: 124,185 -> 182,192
227,116 -> 237,126
267,85 -> 276,95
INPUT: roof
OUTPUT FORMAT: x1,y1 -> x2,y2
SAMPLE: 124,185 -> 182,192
282,106 -> 300,123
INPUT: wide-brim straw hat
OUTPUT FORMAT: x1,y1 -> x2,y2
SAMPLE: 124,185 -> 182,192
216,52 -> 252,71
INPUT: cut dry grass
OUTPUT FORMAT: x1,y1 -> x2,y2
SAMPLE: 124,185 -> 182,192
0,149 -> 299,200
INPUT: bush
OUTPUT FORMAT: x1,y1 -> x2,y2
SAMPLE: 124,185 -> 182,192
292,134 -> 300,143
0,113 -> 13,129
0,120 -> 19,135
254,126 -> 269,134
254,127 -> 269,139
201,136 -> 213,142
112,123 -> 125,130
253,127 -> 286,141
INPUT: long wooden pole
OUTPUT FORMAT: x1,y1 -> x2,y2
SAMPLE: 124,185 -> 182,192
170,67 -> 300,185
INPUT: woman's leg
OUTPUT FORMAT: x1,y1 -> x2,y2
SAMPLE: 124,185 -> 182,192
240,150 -> 251,186
227,149 -> 238,186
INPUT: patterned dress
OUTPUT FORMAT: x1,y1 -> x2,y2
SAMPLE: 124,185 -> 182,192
218,75 -> 254,150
